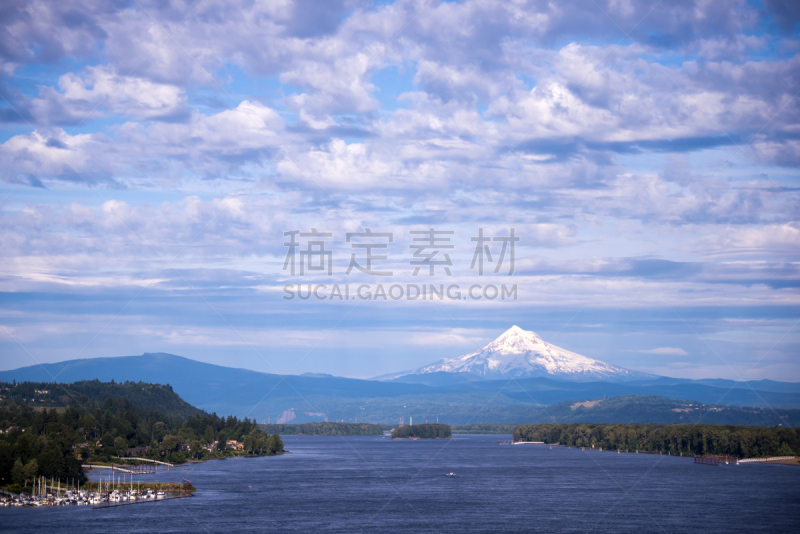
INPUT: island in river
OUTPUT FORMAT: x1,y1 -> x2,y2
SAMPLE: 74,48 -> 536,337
391,423 -> 452,439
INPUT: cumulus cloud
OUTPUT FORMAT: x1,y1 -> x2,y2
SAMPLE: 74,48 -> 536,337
0,100 -> 284,186
0,128 -> 117,185
29,66 -> 189,124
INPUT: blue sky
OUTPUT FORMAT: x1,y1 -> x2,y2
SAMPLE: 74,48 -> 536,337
0,0 -> 798,380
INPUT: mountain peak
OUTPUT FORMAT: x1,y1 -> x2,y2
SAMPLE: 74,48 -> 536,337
484,325 -> 546,354
412,326 -> 647,381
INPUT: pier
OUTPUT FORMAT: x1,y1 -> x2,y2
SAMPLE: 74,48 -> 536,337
91,479 -> 194,509
82,463 -> 158,475
82,457 -> 189,477
112,457 -> 180,468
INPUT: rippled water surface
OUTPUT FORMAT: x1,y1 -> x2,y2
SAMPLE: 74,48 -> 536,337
4,434 -> 799,533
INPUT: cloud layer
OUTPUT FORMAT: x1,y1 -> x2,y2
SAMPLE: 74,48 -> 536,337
0,0 -> 798,380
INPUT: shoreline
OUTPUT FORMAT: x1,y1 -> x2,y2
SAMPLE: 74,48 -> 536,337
83,481 -> 196,492
513,441 -> 800,466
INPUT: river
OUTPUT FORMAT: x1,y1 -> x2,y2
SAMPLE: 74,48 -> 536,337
4,434 -> 799,532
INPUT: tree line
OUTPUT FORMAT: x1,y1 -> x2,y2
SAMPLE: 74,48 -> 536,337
513,423 -> 800,457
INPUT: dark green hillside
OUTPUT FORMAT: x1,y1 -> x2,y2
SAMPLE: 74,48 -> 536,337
514,423 -> 800,458
0,380 -> 283,495
0,380 -> 202,421
391,423 -> 451,439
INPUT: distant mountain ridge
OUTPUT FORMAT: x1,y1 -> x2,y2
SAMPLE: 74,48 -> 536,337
451,395 -> 800,429
410,326 -> 652,381
2,353 -> 800,424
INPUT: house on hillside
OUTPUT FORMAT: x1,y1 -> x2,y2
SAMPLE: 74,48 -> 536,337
127,446 -> 150,457
226,440 -> 244,451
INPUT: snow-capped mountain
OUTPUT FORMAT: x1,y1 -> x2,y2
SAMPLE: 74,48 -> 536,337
411,326 -> 649,381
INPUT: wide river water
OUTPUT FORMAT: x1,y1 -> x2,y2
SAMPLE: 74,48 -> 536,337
4,434 -> 799,533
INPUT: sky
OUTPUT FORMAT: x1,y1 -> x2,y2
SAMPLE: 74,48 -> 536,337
0,0 -> 798,381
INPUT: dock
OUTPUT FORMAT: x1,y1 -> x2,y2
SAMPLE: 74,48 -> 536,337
91,480 -> 194,509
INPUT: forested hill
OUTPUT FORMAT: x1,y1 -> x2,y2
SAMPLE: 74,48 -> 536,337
0,380 -> 282,495
0,380 -> 203,421
533,395 -> 800,426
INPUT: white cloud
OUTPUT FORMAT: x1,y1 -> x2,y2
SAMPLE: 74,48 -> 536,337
0,128 -> 116,185
696,224 -> 800,257
638,347 -> 690,356
30,65 -> 189,123
0,100 -> 284,186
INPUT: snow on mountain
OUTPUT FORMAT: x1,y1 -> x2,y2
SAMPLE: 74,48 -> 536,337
411,326 -> 648,381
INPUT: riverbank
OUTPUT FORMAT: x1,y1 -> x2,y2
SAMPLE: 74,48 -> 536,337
83,481 -> 196,492
511,440 -> 800,465
107,448 -> 286,466
743,456 -> 800,467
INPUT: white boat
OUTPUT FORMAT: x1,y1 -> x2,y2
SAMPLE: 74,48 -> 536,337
156,491 -> 165,499
446,472 -> 456,476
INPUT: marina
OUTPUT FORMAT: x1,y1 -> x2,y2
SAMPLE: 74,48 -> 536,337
1,473 -> 194,508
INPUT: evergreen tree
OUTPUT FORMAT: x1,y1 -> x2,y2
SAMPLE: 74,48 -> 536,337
22,459 -> 38,486
266,434 -> 283,454
11,458 -> 24,485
